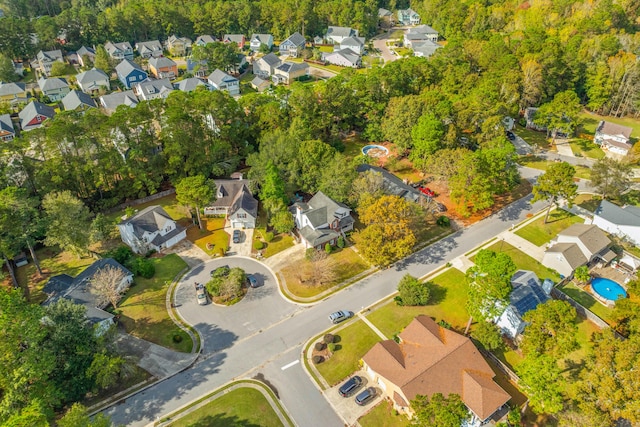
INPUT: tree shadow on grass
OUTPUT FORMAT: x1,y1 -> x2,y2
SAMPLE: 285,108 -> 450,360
184,413 -> 263,427
428,283 -> 447,305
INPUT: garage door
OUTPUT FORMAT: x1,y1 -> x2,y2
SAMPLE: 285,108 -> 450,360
377,377 -> 387,391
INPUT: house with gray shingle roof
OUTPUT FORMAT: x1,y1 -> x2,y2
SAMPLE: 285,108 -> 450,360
250,34 -> 274,51
19,101 -> 55,131
148,56 -> 178,79
166,35 -> 192,56
44,258 -> 133,335
34,49 -> 64,76
173,77 -> 208,92
76,46 -> 96,67
404,25 -> 439,47
207,69 -> 240,95
61,90 -> 97,111
223,34 -> 246,49
133,78 -> 174,101
253,53 -> 281,78
135,40 -> 163,58
325,26 -> 359,44
397,8 -> 421,25
0,114 -> 15,141
291,191 -> 354,249
279,32 -> 306,57
339,36 -> 366,55
99,90 -> 138,114
412,40 -> 442,58
0,82 -> 28,105
250,76 -> 270,92
38,77 -> 70,101
542,224 -> 613,277
594,120 -> 634,156
116,59 -> 148,89
76,68 -> 110,94
118,205 -> 187,254
104,41 -> 134,60
323,49 -> 361,68
593,199 -> 640,246
272,61 -> 309,85
194,35 -> 217,47
205,178 -> 258,228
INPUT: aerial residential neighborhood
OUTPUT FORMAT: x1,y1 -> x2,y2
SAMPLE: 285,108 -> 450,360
0,1 -> 640,427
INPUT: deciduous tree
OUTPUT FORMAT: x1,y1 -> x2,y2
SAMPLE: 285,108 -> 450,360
520,300 -> 578,357
471,320 -> 503,351
396,274 -> 431,306
516,354 -> 564,414
90,265 -> 128,309
175,175 -> 216,230
590,157 -> 632,200
42,191 -> 92,257
411,393 -> 469,427
532,162 -> 577,223
58,403 -> 112,427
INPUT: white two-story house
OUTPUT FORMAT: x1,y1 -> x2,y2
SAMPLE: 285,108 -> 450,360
594,120 -> 633,156
291,191 -> 354,249
117,205 -> 187,254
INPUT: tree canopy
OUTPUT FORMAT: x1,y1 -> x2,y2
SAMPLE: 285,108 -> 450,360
466,249 -> 516,322
532,162 -> 577,223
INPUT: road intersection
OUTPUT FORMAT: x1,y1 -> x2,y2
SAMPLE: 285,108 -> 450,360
104,168 -> 590,426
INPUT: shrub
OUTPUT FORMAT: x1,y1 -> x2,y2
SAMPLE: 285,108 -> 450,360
397,274 -> 431,306
172,334 -> 183,343
312,355 -> 324,364
323,333 -> 335,344
438,319 -> 452,329
109,246 -> 134,265
265,231 -> 274,242
254,240 -> 264,250
337,236 -> 345,248
328,343 -> 336,352
305,248 -> 317,260
127,257 -> 155,278
325,243 -> 332,254
436,215 -> 450,227
394,295 -> 404,306
314,342 -> 326,351
471,321 -> 504,351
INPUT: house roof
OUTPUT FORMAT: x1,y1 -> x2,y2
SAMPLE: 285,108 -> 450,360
558,223 -> 611,257
378,8 -> 393,17
100,90 -> 138,112
595,199 -> 640,227
298,225 -> 340,247
259,53 -> 281,67
602,138 -> 633,150
62,90 -> 97,111
174,77 -> 206,92
77,46 -> 95,57
293,191 -> 352,229
167,35 -> 192,46
411,24 -> 439,35
105,41 -> 132,54
208,69 -> 237,86
508,270 -> 550,317
19,101 -> 55,126
356,164 -> 426,204
116,59 -> 146,76
0,114 -> 15,135
0,82 -> 26,96
340,36 -> 365,48
596,120 -> 632,139
326,26 -> 356,38
77,68 -> 109,86
250,76 -> 269,90
136,40 -> 163,54
134,78 -> 174,98
37,49 -> 63,62
119,205 -> 178,238
229,187 -> 258,218
325,49 -> 360,66
282,32 -> 306,47
251,34 -> 272,44
363,315 -> 510,421
412,40 -> 442,57
44,258 -> 132,324
149,56 -> 177,69
38,77 -> 68,92
276,61 -> 309,74
209,180 -> 254,209
223,34 -> 245,44
545,242 -> 588,270
195,35 -> 217,45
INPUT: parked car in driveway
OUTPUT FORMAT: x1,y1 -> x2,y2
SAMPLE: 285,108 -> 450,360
506,131 -> 516,141
232,229 -> 242,243
338,376 -> 362,397
355,387 -> 376,405
329,310 -> 354,324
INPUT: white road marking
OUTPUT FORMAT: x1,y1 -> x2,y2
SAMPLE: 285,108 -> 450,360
280,360 -> 300,371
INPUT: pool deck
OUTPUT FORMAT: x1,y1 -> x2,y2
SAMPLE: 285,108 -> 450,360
590,266 -> 631,287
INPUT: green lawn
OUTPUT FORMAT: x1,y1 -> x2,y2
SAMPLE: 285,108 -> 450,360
105,194 -> 190,224
188,216 -> 227,257
118,254 -> 191,352
394,47 -> 412,57
318,45 -> 333,53
515,125 -> 552,149
579,111 -> 640,137
569,138 -> 605,159
517,156 -> 591,180
341,134 -> 368,160
281,247 -> 370,298
169,387 -> 283,427
556,282 -> 614,323
514,209 -> 584,246
574,193 -> 601,213
315,320 -> 381,385
263,234 -> 295,257
483,241 -> 561,282
359,400 -> 411,427
366,268 -> 469,336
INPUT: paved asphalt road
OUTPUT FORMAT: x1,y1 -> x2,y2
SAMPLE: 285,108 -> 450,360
104,167 -> 588,426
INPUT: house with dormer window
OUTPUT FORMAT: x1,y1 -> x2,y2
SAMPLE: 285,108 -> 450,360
118,205 -> 186,254
204,177 -> 258,229
291,191 -> 354,249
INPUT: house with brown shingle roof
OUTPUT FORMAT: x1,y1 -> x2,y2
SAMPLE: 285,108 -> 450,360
594,120 -> 633,156
362,315 -> 510,424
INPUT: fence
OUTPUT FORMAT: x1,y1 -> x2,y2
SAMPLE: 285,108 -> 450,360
104,188 -> 176,215
479,348 -> 520,384
550,287 -> 610,329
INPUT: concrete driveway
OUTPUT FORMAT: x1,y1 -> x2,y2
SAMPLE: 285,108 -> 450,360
372,33 -> 398,63
174,257 -> 300,355
511,133 -> 533,155
323,372 -> 381,425
226,225 -> 254,256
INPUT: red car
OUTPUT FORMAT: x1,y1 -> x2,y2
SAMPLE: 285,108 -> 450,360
419,187 -> 435,197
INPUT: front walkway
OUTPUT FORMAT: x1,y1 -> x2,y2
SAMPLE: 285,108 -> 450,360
554,139 -> 575,157
498,230 -> 547,262
164,239 -> 210,268
262,241 -> 306,271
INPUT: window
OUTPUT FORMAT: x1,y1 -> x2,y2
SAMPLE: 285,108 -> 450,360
237,213 -> 246,219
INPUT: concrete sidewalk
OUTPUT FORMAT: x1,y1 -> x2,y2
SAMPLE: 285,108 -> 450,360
262,241 -> 305,272
498,230 -> 546,262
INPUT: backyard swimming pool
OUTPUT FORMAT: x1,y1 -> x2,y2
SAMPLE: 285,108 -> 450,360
362,145 -> 389,157
591,277 -> 627,303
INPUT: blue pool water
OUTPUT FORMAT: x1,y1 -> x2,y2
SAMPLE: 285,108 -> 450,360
591,277 -> 627,302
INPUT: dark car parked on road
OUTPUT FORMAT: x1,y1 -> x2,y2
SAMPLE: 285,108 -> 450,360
339,376 -> 363,397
